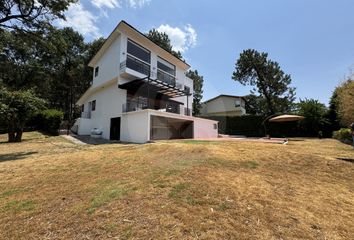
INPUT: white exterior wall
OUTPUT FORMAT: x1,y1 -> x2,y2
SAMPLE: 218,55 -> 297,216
121,110 -> 150,143
76,22 -> 213,143
92,35 -> 121,87
120,110 -> 218,143
118,31 -> 193,113
77,118 -> 93,135
79,82 -> 127,139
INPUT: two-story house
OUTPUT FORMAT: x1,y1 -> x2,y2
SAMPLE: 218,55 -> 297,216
73,21 -> 218,143
200,95 -> 246,117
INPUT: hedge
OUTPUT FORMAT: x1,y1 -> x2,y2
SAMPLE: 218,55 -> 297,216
201,115 -> 319,138
29,109 -> 64,135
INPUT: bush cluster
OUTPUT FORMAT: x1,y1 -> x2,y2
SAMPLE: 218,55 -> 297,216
333,128 -> 353,143
29,109 -> 64,135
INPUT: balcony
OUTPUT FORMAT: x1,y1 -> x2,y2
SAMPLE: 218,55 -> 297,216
122,98 -> 181,115
157,70 -> 176,87
120,55 -> 150,80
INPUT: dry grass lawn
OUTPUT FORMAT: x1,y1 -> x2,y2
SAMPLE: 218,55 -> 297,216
0,132 -> 353,239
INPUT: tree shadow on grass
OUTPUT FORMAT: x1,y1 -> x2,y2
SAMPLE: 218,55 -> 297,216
337,157 -> 354,164
0,151 -> 38,163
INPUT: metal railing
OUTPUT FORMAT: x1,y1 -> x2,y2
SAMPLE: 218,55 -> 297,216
123,100 -> 180,114
120,55 -> 151,76
157,70 -> 176,86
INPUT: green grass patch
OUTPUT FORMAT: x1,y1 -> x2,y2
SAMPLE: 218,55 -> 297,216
0,188 -> 27,199
216,201 -> 232,211
2,200 -> 35,212
168,183 -> 190,199
87,179 -> 133,214
105,222 -> 118,233
240,161 -> 259,169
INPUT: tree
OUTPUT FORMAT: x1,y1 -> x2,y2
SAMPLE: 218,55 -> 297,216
146,29 -> 183,60
186,70 -> 204,115
0,0 -> 76,32
243,94 -> 268,116
0,30 -> 47,90
324,89 -> 341,134
43,27 -> 87,120
232,49 -> 296,115
296,98 -> 328,136
336,78 -> 354,126
0,87 -> 46,142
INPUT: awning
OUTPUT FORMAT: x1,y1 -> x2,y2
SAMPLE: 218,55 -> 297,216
269,115 -> 305,122
119,77 -> 188,98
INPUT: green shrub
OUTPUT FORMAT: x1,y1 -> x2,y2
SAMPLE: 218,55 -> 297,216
333,128 -> 352,143
37,109 -> 64,135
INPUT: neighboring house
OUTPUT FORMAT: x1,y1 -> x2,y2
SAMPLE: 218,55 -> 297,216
74,21 -> 218,143
200,95 -> 246,117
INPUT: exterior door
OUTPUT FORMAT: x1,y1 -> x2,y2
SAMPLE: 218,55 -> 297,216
110,117 -> 121,140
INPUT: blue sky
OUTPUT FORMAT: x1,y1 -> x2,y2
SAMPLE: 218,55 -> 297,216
59,0 -> 354,105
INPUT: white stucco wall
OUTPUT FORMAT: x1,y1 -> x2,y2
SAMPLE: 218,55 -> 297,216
77,118 -> 93,135
92,35 -> 121,88
81,81 -> 127,139
119,110 -> 218,143
121,110 -> 150,143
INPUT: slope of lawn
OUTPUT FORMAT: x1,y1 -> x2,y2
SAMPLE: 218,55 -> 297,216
0,132 -> 353,239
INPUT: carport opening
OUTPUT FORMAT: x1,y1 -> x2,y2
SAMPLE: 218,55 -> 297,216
150,115 -> 193,140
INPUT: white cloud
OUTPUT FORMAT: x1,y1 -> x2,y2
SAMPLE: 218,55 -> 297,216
156,24 -> 197,53
126,0 -> 151,8
90,0 -> 150,9
57,3 -> 100,38
91,0 -> 121,9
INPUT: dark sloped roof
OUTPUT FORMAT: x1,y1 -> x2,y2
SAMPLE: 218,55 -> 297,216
203,94 -> 245,104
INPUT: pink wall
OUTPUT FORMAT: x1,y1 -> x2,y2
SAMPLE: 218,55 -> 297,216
193,118 -> 218,138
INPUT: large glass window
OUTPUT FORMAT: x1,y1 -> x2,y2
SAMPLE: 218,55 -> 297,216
157,57 -> 175,76
127,39 -> 151,63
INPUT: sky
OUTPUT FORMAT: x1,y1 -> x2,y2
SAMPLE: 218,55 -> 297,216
57,0 -> 354,105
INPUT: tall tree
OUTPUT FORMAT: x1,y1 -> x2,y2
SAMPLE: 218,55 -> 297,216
232,49 -> 296,115
146,29 -> 183,60
243,94 -> 268,116
44,27 -> 86,120
336,78 -> 354,126
296,98 -> 328,136
324,89 -> 341,133
0,0 -> 76,32
186,70 -> 204,115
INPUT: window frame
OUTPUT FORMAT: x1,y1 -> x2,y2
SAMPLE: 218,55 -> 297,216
94,66 -> 99,77
157,56 -> 176,77
91,100 -> 96,111
127,39 -> 151,65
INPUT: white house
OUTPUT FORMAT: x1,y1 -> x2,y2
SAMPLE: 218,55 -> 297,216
200,95 -> 246,117
73,21 -> 218,143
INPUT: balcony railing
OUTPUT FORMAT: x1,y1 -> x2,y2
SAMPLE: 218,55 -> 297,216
120,55 -> 150,76
120,56 -> 181,88
157,70 -> 176,87
123,99 -> 180,114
